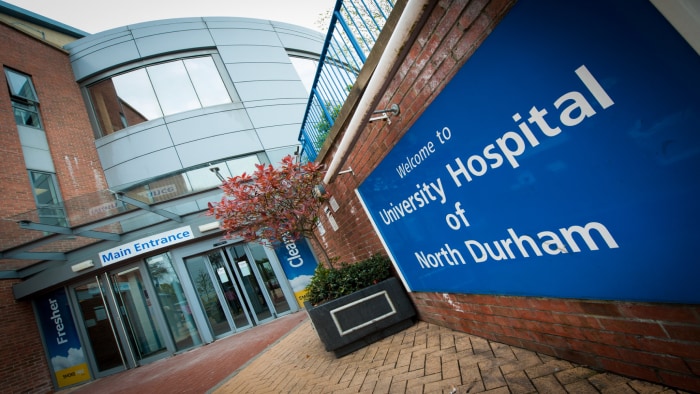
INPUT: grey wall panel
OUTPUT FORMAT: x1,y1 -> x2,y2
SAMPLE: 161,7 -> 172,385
255,124 -> 303,150
218,45 -> 290,64
242,98 -> 308,109
226,62 -> 300,83
135,30 -> 216,58
103,147 -> 182,189
129,19 -> 208,38
18,127 -> 49,150
97,124 -> 174,169
22,146 -> 55,172
210,28 -> 281,46
175,130 -> 263,168
167,108 -> 254,145
234,80 -> 308,102
205,18 -> 275,31
246,102 -> 306,129
274,30 -> 324,54
95,118 -> 166,148
70,40 -> 141,81
64,27 -> 132,53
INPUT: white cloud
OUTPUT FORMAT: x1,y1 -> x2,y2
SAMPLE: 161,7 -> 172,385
289,274 -> 312,291
51,347 -> 85,370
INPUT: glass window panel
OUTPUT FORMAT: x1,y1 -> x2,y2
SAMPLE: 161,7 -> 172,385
5,68 -> 39,102
12,102 -> 42,128
30,171 -> 59,206
184,57 -> 231,107
225,155 -> 260,177
290,57 -> 318,94
111,69 -> 163,121
148,61 -> 200,116
29,171 -> 68,226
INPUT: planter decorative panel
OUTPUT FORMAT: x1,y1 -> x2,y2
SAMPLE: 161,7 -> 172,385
306,277 -> 416,357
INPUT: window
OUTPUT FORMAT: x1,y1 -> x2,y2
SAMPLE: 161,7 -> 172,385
88,56 -> 233,137
29,170 -> 68,227
4,68 -> 42,128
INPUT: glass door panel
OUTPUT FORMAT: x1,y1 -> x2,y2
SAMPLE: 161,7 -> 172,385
228,245 -> 272,323
145,254 -> 202,351
208,251 -> 252,330
185,255 -> 230,337
111,267 -> 166,362
73,281 -> 125,374
248,243 -> 291,314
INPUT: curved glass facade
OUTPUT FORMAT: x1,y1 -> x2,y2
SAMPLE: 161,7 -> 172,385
88,55 -> 234,137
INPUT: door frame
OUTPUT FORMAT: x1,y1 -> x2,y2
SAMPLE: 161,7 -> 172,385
69,262 -> 178,376
171,237 -> 299,343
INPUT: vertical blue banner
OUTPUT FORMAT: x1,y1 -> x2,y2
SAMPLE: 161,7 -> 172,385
357,0 -> 700,303
35,288 -> 91,387
274,236 -> 319,306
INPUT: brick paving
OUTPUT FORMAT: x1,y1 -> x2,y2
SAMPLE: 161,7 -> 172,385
211,318 -> 687,394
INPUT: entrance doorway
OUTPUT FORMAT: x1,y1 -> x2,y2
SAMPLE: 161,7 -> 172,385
184,243 -> 291,338
71,254 -> 201,377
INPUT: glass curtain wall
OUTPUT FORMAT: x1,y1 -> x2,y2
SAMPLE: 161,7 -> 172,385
87,55 -> 232,137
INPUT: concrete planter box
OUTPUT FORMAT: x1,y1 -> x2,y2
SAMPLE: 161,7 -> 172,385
305,277 -> 416,358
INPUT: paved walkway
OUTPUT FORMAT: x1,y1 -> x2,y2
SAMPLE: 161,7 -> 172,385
62,311 -> 687,393
212,316 -> 686,394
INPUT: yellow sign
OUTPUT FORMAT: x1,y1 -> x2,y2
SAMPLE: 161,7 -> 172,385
56,362 -> 91,387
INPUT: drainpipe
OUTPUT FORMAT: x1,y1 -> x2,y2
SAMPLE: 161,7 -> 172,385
323,0 -> 432,184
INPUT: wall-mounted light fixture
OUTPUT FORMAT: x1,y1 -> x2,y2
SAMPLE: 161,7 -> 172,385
337,167 -> 354,176
369,104 -> 400,124
71,260 -> 94,273
199,221 -> 220,233
209,166 -> 225,182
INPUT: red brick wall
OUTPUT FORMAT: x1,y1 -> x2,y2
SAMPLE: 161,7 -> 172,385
0,279 -> 54,393
0,22 -> 105,392
0,20 -> 106,218
314,0 -> 700,391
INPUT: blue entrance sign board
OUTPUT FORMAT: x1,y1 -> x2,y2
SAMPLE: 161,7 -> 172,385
274,236 -> 319,306
357,0 -> 700,304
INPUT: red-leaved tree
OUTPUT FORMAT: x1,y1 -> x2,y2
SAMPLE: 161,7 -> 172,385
207,155 -> 332,267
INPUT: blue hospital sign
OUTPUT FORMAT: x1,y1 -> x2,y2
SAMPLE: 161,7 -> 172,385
357,1 -> 700,303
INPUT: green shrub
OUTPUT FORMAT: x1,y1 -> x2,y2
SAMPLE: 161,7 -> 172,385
304,254 -> 391,306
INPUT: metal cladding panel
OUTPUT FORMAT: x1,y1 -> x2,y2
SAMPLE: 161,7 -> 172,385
69,40 -> 140,81
234,80 -> 307,103
96,123 -> 173,169
167,108 -> 254,145
175,130 -> 263,168
135,29 -> 215,58
65,27 -> 131,54
129,19 -> 208,38
205,18 -> 275,31
274,29 -> 324,54
22,146 -> 55,173
218,45 -> 290,64
103,147 -> 182,189
255,124 -> 303,150
246,101 -> 306,129
210,28 -> 281,46
226,62 -> 299,83
18,127 -> 49,150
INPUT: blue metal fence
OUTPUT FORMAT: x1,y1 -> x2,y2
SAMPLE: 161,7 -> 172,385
298,0 -> 395,162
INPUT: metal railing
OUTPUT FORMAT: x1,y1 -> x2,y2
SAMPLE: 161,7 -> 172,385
298,0 -> 395,162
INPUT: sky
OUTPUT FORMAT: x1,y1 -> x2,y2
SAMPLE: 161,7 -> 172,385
4,0 -> 336,34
